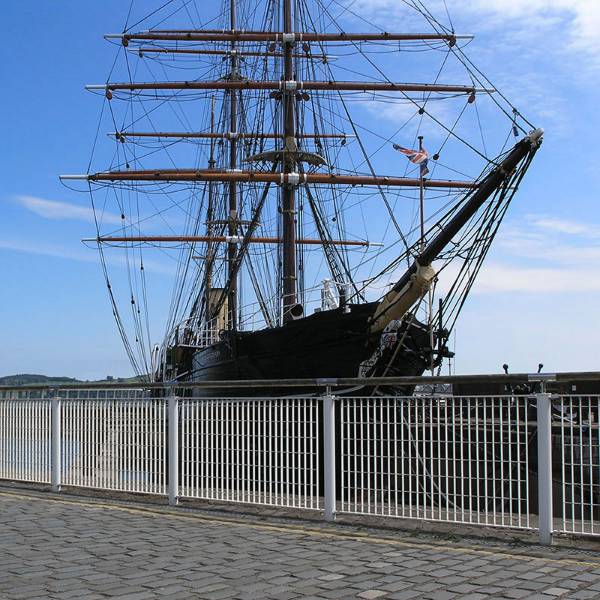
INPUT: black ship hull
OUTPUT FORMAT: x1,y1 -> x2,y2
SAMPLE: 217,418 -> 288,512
168,302 -> 434,394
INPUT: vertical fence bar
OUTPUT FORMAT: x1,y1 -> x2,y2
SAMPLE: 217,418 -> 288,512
537,392 -> 553,545
323,392 -> 336,521
168,391 -> 179,506
51,394 -> 61,492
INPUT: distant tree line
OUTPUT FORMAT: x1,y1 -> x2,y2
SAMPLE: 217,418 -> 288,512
0,374 -> 81,386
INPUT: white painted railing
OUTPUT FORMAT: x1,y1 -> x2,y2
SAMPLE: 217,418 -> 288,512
60,398 -> 167,495
0,399 -> 51,483
338,396 -> 532,529
178,397 -> 320,509
1,388 -> 599,544
554,395 -> 600,536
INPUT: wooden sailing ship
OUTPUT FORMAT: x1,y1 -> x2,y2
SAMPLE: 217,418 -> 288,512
62,0 -> 542,389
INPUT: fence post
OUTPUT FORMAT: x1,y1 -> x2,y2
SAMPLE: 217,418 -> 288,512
536,392 -> 553,545
168,391 -> 179,506
50,393 -> 61,493
323,390 -> 336,521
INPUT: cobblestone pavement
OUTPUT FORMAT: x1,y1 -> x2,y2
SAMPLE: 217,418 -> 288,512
1,489 -> 600,600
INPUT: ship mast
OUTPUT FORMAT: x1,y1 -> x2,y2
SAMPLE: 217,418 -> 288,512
227,0 -> 239,330
281,0 -> 297,322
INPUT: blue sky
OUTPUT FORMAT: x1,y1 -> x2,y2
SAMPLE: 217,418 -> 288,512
0,0 -> 598,379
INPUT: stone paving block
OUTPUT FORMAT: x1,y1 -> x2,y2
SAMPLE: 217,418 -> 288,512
318,579 -> 354,591
517,571 -> 545,580
517,580 -> 548,591
423,591 -> 457,600
568,592 -> 600,600
429,569 -> 456,578
115,593 -> 157,600
357,591 -> 389,599
380,581 -> 411,593
574,573 -> 600,583
314,589 -> 355,599
500,589 -> 530,599
387,592 -> 421,600
318,573 -> 346,581
474,586 -> 503,595
264,592 -> 299,600
542,589 -> 570,597
197,589 -> 238,600
268,575 -> 299,585
413,582 -> 441,592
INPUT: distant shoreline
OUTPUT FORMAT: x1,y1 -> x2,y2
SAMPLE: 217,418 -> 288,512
0,374 -> 143,386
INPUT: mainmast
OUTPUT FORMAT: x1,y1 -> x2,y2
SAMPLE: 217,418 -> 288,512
281,0 -> 298,322
227,0 -> 239,330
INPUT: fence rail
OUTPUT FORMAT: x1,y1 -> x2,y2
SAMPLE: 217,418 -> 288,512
0,399 -> 51,484
554,395 -> 600,536
1,386 -> 599,544
178,398 -> 321,509
339,396 -> 532,529
60,398 -> 166,495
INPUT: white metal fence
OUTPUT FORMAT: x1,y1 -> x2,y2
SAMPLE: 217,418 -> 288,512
339,396 -> 532,529
179,398 -> 320,509
1,388 -> 600,544
554,395 -> 600,536
61,398 -> 167,495
0,399 -> 51,483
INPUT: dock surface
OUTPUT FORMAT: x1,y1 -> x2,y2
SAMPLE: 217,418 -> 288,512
1,487 -> 599,599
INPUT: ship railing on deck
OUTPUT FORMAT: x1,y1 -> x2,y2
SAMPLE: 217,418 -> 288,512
0,371 -> 599,545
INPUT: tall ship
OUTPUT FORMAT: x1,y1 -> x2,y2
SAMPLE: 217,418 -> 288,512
63,0 -> 542,387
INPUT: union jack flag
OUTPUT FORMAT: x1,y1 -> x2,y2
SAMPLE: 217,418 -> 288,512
393,144 -> 430,177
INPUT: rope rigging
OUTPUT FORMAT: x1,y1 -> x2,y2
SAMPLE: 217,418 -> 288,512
67,0 -> 539,378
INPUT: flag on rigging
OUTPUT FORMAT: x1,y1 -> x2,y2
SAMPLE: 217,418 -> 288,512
393,144 -> 430,177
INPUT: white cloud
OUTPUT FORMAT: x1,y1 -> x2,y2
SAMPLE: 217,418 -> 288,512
464,0 -> 600,64
0,239 -> 98,263
365,213 -> 600,299
350,0 -> 600,65
524,215 -> 599,237
15,195 -> 122,225
433,259 -> 600,295
459,213 -> 600,293
471,262 -> 600,293
498,218 -> 600,265
372,213 -> 600,297
0,238 -> 175,275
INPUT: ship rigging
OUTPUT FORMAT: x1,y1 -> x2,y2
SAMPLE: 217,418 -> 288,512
62,0 -> 542,387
